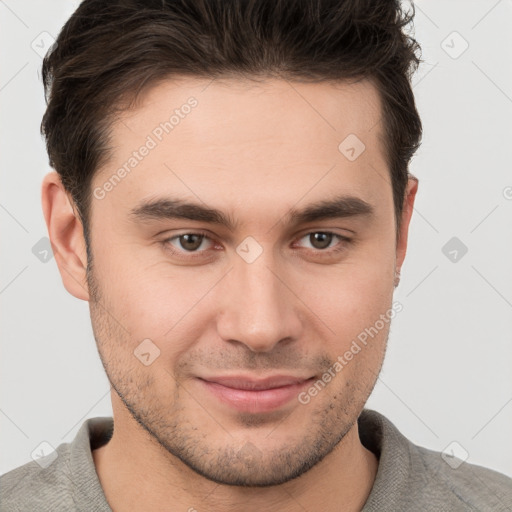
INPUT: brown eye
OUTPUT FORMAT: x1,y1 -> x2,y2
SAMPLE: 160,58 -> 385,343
177,233 -> 205,251
308,232 -> 334,250
295,231 -> 352,255
161,231 -> 218,262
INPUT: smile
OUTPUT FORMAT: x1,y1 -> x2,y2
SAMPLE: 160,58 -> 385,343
196,374 -> 316,413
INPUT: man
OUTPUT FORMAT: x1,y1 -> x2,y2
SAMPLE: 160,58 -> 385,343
1,0 -> 511,510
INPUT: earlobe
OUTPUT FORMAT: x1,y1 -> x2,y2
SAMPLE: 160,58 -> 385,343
41,171 -> 91,301
395,176 -> 419,276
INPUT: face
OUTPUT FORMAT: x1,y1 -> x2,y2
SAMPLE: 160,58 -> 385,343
84,77 -> 410,486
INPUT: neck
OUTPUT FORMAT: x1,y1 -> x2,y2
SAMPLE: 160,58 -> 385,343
93,407 -> 378,512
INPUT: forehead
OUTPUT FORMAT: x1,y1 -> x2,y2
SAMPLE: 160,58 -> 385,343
92,76 -> 389,221
118,76 -> 384,151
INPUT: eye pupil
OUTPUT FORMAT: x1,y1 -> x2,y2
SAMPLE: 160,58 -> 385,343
310,232 -> 332,250
179,234 -> 203,251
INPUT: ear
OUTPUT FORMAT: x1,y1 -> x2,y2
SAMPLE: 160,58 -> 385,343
41,171 -> 90,301
395,176 -> 419,273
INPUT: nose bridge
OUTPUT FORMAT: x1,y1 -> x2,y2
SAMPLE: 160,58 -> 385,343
216,247 -> 301,352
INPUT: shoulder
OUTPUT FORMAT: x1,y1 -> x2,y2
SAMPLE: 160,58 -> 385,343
0,416 -> 113,512
359,409 -> 512,511
0,443 -> 78,512
414,442 -> 512,510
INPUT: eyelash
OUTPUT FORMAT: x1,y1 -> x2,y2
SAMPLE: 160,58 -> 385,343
160,230 -> 352,260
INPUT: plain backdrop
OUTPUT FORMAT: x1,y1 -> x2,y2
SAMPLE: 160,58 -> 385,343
1,0 -> 511,479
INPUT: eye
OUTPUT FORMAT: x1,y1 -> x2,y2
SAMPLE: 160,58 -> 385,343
165,232 -> 214,253
295,231 -> 351,252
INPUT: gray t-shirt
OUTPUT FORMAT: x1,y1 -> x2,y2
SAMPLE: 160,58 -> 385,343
1,408 -> 511,511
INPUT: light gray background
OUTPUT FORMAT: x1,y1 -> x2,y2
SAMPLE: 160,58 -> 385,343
1,0 -> 511,478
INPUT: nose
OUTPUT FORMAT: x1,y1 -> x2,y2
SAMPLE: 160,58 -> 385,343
216,250 -> 303,353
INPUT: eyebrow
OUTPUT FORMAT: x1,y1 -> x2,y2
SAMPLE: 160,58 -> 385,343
129,194 -> 375,230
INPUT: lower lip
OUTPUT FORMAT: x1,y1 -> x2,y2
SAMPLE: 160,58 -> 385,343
198,378 -> 314,414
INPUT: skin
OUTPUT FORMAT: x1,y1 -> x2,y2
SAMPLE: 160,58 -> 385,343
42,76 -> 418,512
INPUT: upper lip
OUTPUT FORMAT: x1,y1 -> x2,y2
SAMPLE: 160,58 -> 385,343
199,375 -> 313,390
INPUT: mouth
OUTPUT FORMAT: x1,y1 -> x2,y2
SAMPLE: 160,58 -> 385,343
196,374 -> 316,414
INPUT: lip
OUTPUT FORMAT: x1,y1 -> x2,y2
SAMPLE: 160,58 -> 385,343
197,374 -> 315,413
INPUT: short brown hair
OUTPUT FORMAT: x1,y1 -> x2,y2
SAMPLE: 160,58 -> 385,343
41,0 -> 423,259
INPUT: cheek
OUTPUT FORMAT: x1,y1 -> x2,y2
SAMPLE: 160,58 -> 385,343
94,249 -> 216,356
292,246 -> 395,364
302,259 -> 394,326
